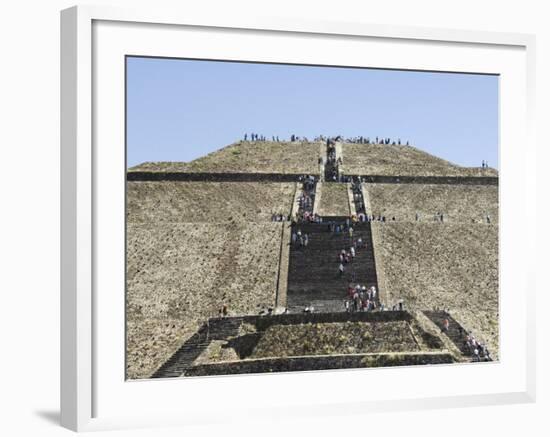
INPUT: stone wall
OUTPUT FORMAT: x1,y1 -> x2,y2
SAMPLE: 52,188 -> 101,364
355,175 -> 498,185
185,351 -> 455,376
127,172 -> 303,182
246,309 -> 413,329
347,183 -> 356,216
319,143 -> 326,181
127,172 -> 498,186
275,222 -> 293,308
370,221 -> 388,306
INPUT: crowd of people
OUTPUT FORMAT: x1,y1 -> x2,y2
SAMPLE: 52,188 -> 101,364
243,133 -> 271,142
325,139 -> 341,181
347,211 -> 494,224
270,174 -> 318,223
327,174 -> 362,183
241,133 -> 411,147
332,224 -> 367,293
296,175 -> 318,223
326,219 -> 355,234
341,136 -> 409,146
316,134 -> 410,146
242,133 -> 311,142
465,334 -> 492,361
345,284 -> 379,312
291,228 -> 310,247
299,174 -> 317,192
351,177 -> 365,214
296,214 -> 409,316
328,220 -> 381,313
440,314 -> 492,361
353,214 -> 396,223
298,211 -> 323,223
412,211 -> 493,224
440,310 -> 492,361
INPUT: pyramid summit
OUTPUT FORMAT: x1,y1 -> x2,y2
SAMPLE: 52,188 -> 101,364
129,139 -> 498,179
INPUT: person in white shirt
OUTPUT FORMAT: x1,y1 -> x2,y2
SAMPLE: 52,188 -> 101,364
338,263 -> 345,276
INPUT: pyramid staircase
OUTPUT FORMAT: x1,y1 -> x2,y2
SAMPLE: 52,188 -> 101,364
423,310 -> 491,361
150,317 -> 246,378
286,220 -> 379,313
351,179 -> 366,215
325,141 -> 339,181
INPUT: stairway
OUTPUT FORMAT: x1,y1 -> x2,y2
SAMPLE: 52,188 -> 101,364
351,179 -> 366,215
150,317 -> 246,378
325,141 -> 339,182
286,221 -> 379,313
150,325 -> 210,378
297,177 -> 317,219
423,311 -> 472,357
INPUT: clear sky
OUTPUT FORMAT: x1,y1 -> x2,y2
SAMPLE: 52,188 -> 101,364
126,57 -> 498,169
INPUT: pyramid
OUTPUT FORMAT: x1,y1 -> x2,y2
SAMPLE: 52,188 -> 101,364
126,139 -> 498,379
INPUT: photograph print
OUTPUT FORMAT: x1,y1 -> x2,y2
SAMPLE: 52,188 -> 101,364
125,57 -> 498,379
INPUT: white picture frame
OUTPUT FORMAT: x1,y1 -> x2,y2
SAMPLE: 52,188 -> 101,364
60,4 -> 537,432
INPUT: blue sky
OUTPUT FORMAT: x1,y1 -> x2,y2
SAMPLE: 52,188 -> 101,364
126,57 -> 498,169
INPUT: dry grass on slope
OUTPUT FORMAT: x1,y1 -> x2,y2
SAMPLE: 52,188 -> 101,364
127,181 -> 296,223
126,222 -> 282,379
317,182 -> 350,217
129,141 -> 320,175
341,142 -> 498,177
366,183 -> 498,223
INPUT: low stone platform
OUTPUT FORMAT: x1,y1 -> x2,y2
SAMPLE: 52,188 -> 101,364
151,311 -> 457,378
